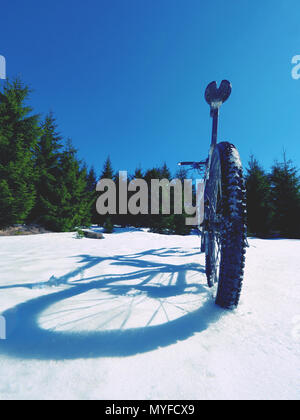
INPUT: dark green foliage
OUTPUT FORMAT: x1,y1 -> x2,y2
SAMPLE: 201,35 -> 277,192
86,166 -> 98,224
0,80 -> 40,227
0,79 -> 40,228
95,156 -> 116,228
27,114 -> 92,232
86,166 -> 97,193
160,162 -> 171,180
43,140 -> 92,232
170,166 -> 193,235
75,228 -> 85,239
101,156 -> 114,180
0,179 -> 14,227
144,165 -> 171,233
103,217 -> 114,233
246,156 -> 273,237
0,78 -> 96,233
2,78 -> 300,238
124,168 -> 146,228
132,167 -> 143,179
29,112 -> 63,225
269,157 -> 300,238
245,154 -> 300,238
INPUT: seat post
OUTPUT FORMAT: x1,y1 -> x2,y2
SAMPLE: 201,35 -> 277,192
205,80 -> 232,146
211,107 -> 219,146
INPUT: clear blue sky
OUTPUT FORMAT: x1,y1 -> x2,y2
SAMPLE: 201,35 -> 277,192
1,0 -> 300,177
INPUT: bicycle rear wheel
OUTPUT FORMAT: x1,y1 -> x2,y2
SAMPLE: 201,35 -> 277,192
204,142 -> 247,309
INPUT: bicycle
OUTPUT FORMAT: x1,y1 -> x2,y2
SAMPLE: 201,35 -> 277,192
179,80 -> 247,309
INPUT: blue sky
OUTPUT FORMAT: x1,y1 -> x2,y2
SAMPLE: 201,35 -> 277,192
1,0 -> 300,177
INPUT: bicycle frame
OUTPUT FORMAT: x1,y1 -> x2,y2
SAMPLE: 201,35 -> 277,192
179,81 -> 247,308
178,80 -> 232,234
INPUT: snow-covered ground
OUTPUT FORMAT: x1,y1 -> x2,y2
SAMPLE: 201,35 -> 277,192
0,228 -> 299,400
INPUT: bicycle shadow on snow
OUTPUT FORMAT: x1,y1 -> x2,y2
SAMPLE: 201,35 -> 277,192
0,248 -> 226,361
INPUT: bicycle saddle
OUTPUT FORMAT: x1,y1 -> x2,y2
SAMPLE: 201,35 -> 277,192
205,80 -> 232,109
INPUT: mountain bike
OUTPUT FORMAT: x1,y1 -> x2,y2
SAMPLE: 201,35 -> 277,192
179,80 -> 247,309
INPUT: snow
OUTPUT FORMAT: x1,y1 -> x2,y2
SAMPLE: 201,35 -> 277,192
0,228 -> 299,400
228,146 -> 242,168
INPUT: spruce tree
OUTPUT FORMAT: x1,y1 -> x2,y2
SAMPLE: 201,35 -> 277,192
86,166 -> 97,193
29,112 -> 62,226
96,156 -> 115,229
114,169 -> 129,227
159,162 -> 172,180
0,79 -> 40,228
245,156 -> 273,237
86,166 -> 98,224
169,166 -> 193,235
41,140 -> 92,231
101,156 -> 114,180
144,164 -> 173,234
143,167 -> 162,232
132,168 -> 143,179
127,168 -> 145,227
270,155 -> 300,238
0,180 -> 14,227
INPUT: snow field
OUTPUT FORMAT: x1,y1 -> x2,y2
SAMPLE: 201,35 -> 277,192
0,229 -> 299,400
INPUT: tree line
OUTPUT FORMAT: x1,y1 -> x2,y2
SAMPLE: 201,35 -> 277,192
1,79 -> 300,238
0,79 -> 191,234
0,80 -> 92,231
92,157 -> 193,235
246,155 -> 300,238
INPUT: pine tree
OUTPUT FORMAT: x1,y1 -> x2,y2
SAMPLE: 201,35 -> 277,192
245,156 -> 273,237
127,167 -> 146,227
101,156 -> 114,180
144,164 -> 173,234
96,156 -> 115,229
86,166 -> 97,193
132,168 -> 143,180
159,162 -> 172,180
29,112 -> 63,225
86,166 -> 98,224
270,155 -> 300,238
169,166 -> 193,235
143,167 -> 162,232
0,180 -> 14,227
41,140 -> 92,231
0,79 -> 40,228
114,169 -> 130,227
